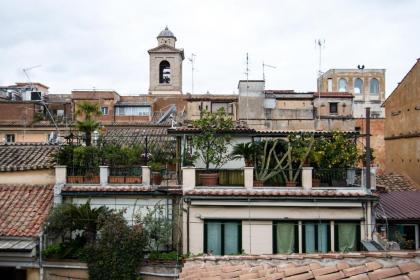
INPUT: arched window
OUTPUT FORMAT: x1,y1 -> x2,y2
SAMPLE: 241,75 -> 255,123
354,78 -> 363,94
159,60 -> 171,84
338,78 -> 347,92
370,78 -> 379,94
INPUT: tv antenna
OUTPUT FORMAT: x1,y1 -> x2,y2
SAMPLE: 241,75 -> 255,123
22,65 -> 61,142
188,53 -> 196,94
245,53 -> 250,121
315,39 -> 325,128
262,62 -> 276,81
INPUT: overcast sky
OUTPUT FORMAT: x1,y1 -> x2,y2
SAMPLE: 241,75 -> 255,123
0,0 -> 419,96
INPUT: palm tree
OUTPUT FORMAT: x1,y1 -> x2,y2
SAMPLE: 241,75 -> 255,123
75,102 -> 102,146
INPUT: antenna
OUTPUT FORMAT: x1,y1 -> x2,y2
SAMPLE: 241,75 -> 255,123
245,53 -> 250,122
188,53 -> 196,94
22,65 -> 61,142
262,62 -> 276,81
315,39 -> 325,129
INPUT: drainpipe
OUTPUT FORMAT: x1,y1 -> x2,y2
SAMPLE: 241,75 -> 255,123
39,232 -> 44,280
365,107 -> 371,192
186,199 -> 191,254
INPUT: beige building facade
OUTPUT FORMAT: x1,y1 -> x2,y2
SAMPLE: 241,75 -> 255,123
384,59 -> 420,184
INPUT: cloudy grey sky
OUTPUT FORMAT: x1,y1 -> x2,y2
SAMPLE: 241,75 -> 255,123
0,0 -> 419,96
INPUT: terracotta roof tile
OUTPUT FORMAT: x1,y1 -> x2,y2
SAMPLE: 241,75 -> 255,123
184,188 -> 371,199
376,172 -> 419,192
0,143 -> 58,172
0,185 -> 53,237
180,254 -> 420,280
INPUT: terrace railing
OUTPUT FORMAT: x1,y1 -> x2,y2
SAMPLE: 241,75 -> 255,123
313,168 -> 362,187
66,166 -> 100,184
109,166 -> 143,184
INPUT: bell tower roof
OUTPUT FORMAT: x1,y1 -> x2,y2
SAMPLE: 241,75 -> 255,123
157,26 -> 176,40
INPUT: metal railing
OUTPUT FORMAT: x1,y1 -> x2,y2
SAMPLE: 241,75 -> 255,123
109,166 -> 142,184
313,168 -> 361,187
255,168 -> 302,187
67,166 -> 100,184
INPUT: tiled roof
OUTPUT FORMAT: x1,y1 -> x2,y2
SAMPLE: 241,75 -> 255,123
180,253 -> 420,280
376,172 -> 419,192
62,185 -> 153,193
0,185 -> 53,237
184,188 -> 373,199
378,191 -> 420,220
0,143 -> 58,172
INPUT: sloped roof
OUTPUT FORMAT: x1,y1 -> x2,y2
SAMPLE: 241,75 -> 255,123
378,191 -> 420,220
0,143 -> 58,172
184,189 -> 374,199
0,185 -> 53,237
180,254 -> 420,280
376,172 -> 419,192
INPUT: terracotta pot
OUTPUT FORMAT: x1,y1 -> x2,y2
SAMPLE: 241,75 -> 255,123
84,176 -> 100,184
253,180 -> 264,187
109,176 -> 125,184
199,172 -> 219,186
125,176 -> 142,184
286,180 -> 297,187
152,172 -> 162,185
68,176 -> 84,184
312,178 -> 321,187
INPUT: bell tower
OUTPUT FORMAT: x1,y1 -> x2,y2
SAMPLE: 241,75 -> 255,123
148,26 -> 184,94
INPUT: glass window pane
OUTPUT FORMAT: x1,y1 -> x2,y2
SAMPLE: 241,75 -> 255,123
206,222 -> 222,255
318,223 -> 329,253
276,223 -> 295,254
305,223 -> 316,253
224,222 -> 239,255
338,223 -> 357,252
354,78 -> 363,94
370,78 -> 379,94
338,78 -> 347,92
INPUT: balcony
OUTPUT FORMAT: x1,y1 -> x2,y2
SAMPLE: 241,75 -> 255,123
182,166 -> 376,192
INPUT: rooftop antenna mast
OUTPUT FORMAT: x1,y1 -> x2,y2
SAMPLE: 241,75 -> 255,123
188,53 -> 196,94
262,62 -> 276,82
22,65 -> 61,142
245,53 -> 250,122
315,39 -> 325,129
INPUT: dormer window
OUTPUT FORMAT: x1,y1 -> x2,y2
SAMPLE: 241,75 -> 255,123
159,60 -> 171,84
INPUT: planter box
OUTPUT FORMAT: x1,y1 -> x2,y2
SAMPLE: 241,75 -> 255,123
109,176 -> 125,184
286,181 -> 297,187
254,180 -> 264,187
83,176 -> 100,184
152,172 -> 162,185
67,176 -> 84,184
125,176 -> 142,184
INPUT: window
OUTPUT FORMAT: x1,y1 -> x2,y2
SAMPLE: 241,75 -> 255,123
327,78 -> 333,92
204,220 -> 241,255
388,224 -> 418,250
5,134 -> 15,143
370,78 -> 379,94
101,107 -> 109,115
338,78 -> 347,92
303,222 -> 330,253
159,60 -> 171,84
115,106 -> 151,116
273,222 -> 298,254
354,78 -> 363,94
334,221 -> 361,252
329,102 -> 338,114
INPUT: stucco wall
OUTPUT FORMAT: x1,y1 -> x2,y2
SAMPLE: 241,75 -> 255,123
185,204 -> 366,255
0,169 -> 55,185
384,60 -> 420,184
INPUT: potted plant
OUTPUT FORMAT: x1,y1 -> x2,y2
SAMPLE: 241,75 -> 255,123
150,161 -> 163,185
191,108 -> 234,186
75,102 -> 102,146
231,142 -> 258,167
254,140 -> 288,187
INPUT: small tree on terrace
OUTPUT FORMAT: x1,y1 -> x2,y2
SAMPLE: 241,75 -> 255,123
191,108 -> 234,169
75,102 -> 102,146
